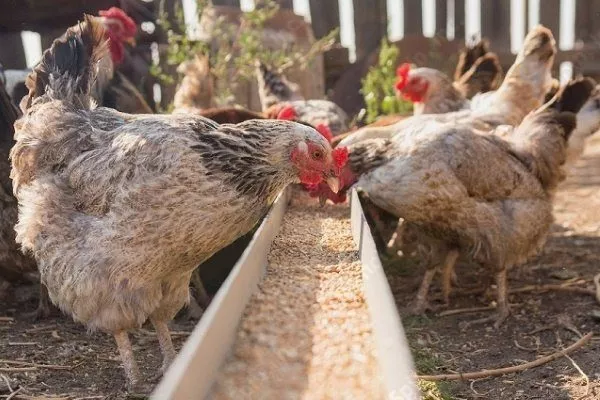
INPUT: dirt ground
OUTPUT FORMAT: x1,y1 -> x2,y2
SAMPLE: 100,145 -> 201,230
383,137 -> 600,399
0,286 -> 197,399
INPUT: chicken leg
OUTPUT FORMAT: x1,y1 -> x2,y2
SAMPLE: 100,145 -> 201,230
184,270 -> 211,320
409,267 -> 436,314
23,284 -> 53,321
151,318 -> 177,376
441,249 -> 460,305
461,267 -> 511,330
114,330 -> 141,391
191,269 -> 211,307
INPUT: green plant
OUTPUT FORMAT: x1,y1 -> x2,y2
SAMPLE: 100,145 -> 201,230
154,0 -> 338,106
360,38 -> 413,124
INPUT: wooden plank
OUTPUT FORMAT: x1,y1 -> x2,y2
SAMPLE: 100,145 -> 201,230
152,189 -> 290,400
350,190 -> 419,400
0,32 -> 26,69
211,0 -> 241,7
575,0 -> 600,42
538,0 -> 560,45
308,0 -> 341,40
435,0 -> 448,37
353,0 -> 388,60
403,0 -> 423,36
0,0 -> 117,32
481,0 -> 511,51
454,0 -> 465,39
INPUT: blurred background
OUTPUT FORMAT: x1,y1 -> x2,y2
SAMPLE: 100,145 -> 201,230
0,0 -> 597,117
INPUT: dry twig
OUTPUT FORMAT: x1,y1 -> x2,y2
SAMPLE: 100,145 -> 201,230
594,273 -> 600,304
0,317 -> 13,323
564,353 -> 589,398
5,387 -> 22,400
0,360 -> 73,371
418,332 -> 593,381
438,305 -> 495,317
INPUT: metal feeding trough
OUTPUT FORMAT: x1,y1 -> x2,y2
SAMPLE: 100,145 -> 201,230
152,188 -> 418,399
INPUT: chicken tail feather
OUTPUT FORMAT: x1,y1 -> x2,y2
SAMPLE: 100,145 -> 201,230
21,14 -> 108,111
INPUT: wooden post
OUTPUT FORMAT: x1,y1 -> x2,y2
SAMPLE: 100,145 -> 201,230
538,0 -> 560,45
353,0 -> 388,60
274,0 -> 293,9
454,0 -> 465,39
403,0 -> 423,36
435,0 -> 447,37
211,0 -> 241,7
309,0 -> 340,40
309,0 -> 347,92
0,33 -> 27,69
481,0 -> 511,51
575,0 -> 600,42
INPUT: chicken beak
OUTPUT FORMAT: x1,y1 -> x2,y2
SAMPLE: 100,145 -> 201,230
326,176 -> 340,194
125,36 -> 136,46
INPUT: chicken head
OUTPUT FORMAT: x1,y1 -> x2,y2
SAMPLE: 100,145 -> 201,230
98,7 -> 137,64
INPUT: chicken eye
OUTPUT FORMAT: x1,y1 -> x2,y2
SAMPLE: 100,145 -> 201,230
312,150 -> 323,160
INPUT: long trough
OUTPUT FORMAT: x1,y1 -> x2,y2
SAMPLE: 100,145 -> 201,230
152,188 -> 419,399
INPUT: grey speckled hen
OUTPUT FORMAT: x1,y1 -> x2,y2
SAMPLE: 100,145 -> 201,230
11,16 -> 343,392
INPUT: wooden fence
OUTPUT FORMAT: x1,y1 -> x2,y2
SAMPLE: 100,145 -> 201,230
2,0 -> 600,114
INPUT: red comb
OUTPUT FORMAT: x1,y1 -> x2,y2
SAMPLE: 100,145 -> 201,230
277,105 -> 297,120
315,123 -> 333,143
332,147 -> 349,171
99,7 -> 137,37
395,63 -> 411,91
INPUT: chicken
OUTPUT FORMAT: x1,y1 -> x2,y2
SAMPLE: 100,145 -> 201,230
394,63 -> 470,114
255,61 -> 304,109
173,54 -> 215,112
393,46 -> 501,115
0,76 -> 51,318
312,78 -> 594,327
257,62 -> 349,135
1,64 -> 30,108
12,17 -> 347,391
340,25 -> 557,148
565,85 -> 600,167
453,38 -> 503,98
19,7 -> 152,115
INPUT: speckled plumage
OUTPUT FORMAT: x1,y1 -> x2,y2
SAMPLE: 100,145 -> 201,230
11,16 -> 337,389
345,78 -> 593,325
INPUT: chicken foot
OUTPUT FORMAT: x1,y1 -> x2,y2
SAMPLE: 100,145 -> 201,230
461,268 -> 510,330
114,330 -> 142,392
